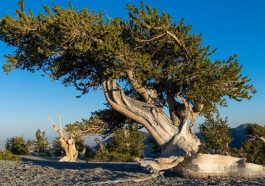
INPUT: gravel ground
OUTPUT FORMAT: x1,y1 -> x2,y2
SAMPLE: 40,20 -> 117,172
0,156 -> 264,186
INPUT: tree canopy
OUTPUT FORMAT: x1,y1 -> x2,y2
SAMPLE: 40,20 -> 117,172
35,129 -> 48,154
0,1 -> 255,112
5,136 -> 30,155
92,127 -> 145,162
199,113 -> 232,155
239,124 -> 265,164
0,1 -> 256,147
65,107 -> 141,138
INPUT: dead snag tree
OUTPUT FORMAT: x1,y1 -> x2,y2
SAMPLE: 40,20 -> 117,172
49,115 -> 102,162
49,116 -> 78,162
1,1 -> 262,177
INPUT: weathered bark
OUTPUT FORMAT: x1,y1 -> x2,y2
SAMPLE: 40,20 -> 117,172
52,125 -> 78,162
136,156 -> 185,173
174,154 -> 265,178
166,93 -> 180,127
126,70 -> 158,105
102,79 -> 177,145
159,121 -> 200,157
137,154 -> 265,178
102,79 -> 200,158
101,79 -> 265,179
189,102 -> 204,131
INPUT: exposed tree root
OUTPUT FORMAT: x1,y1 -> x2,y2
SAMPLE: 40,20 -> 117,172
135,154 -> 265,178
174,154 -> 265,178
135,157 -> 185,173
90,172 -> 162,185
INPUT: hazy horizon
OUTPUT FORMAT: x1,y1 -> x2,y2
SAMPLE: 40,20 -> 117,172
0,135 -> 100,151
1,123 -> 261,151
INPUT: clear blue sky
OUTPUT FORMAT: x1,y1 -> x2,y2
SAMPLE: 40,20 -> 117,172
0,0 -> 264,142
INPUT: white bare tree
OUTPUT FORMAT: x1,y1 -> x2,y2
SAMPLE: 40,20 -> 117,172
49,115 -> 78,162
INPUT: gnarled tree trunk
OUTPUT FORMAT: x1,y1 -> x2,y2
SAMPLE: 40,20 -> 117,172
174,153 -> 265,178
52,125 -> 78,162
102,79 -> 200,157
102,79 -> 265,178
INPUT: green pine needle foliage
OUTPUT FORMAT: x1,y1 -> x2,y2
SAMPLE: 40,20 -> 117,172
5,136 -> 30,155
0,150 -> 21,161
199,113 -> 232,155
239,124 -> 265,165
93,127 -> 145,162
35,129 -> 48,155
0,0 -> 256,116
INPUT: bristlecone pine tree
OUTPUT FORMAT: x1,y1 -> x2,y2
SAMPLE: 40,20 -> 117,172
1,1 -> 262,177
93,126 -> 145,162
65,107 -> 140,159
65,122 -> 100,157
199,113 -> 232,155
239,124 -> 265,165
5,136 -> 30,155
35,129 -> 48,155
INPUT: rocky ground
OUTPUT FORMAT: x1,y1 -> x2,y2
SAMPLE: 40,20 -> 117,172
0,156 -> 264,186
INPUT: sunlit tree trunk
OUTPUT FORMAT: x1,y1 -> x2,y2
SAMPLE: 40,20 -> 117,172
52,125 -> 78,162
102,79 -> 265,178
102,79 -> 200,157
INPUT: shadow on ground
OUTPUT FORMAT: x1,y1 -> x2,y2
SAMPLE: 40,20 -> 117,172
20,155 -> 147,173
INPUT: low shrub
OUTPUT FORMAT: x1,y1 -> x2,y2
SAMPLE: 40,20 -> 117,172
199,113 -> 232,155
6,136 -> 30,155
238,124 -> 265,165
92,146 -> 134,162
0,150 -> 20,161
91,127 -> 144,162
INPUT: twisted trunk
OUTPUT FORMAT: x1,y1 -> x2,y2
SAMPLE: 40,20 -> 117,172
126,70 -> 158,105
174,154 -> 265,178
102,79 -> 265,178
102,79 -> 200,157
52,125 -> 78,162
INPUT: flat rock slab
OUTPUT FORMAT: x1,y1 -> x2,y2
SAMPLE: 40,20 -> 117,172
0,157 -> 264,185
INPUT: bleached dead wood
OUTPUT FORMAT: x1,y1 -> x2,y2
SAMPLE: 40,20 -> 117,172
101,77 -> 264,178
174,153 -> 265,178
49,116 -> 78,162
102,79 -> 200,157
90,172 -> 161,185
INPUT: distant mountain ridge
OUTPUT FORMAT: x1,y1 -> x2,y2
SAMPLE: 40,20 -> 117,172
196,123 -> 250,148
229,123 -> 250,148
